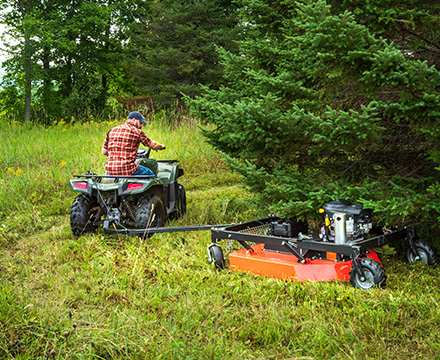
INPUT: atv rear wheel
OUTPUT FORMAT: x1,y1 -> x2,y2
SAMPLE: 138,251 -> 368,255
349,258 -> 386,290
405,240 -> 438,265
136,195 -> 165,238
70,194 -> 100,238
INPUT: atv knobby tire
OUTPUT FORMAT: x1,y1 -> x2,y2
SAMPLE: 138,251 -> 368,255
169,184 -> 187,220
349,257 -> 386,290
405,240 -> 439,265
136,194 -> 165,238
177,184 -> 187,217
70,194 -> 99,238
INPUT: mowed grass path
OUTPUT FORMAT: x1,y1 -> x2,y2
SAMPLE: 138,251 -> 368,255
0,118 -> 439,359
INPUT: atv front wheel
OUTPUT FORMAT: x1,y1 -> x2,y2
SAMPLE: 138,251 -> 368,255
405,240 -> 438,265
169,184 -> 187,220
70,194 -> 100,238
176,184 -> 187,218
136,195 -> 165,238
349,258 -> 386,290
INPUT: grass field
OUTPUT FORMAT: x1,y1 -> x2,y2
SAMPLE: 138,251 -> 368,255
0,116 -> 439,359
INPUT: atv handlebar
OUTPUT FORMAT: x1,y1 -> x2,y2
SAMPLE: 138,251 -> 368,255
137,146 -> 166,159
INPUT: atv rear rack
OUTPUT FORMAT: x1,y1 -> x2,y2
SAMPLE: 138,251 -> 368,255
73,174 -> 155,179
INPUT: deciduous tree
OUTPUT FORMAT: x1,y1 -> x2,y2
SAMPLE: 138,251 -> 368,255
0,0 -> 140,121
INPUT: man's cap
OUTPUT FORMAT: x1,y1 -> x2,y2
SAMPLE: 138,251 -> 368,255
128,111 -> 147,125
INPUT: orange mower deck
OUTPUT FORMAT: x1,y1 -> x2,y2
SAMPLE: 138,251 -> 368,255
229,243 -> 381,282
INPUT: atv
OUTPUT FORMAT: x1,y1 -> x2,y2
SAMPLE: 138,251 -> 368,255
69,148 -> 186,238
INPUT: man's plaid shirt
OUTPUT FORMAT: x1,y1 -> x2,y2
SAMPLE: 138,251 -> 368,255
103,119 -> 152,175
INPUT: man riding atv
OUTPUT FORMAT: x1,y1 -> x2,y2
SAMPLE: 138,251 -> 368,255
70,111 -> 186,238
102,111 -> 165,177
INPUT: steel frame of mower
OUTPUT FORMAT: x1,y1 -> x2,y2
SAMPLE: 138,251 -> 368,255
98,214 -> 429,287
209,217 -> 422,284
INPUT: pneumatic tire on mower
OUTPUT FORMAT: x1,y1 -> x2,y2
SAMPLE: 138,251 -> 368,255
349,258 -> 386,290
405,240 -> 439,265
70,194 -> 100,238
208,244 -> 225,269
136,194 -> 165,239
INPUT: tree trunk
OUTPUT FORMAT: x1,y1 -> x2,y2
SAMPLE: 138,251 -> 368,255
42,47 -> 51,107
23,0 -> 32,122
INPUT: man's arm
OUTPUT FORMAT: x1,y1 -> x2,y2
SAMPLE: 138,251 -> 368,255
139,131 -> 165,150
102,131 -> 109,156
149,140 -> 166,151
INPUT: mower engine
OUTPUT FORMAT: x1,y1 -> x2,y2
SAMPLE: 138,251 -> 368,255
319,200 -> 373,243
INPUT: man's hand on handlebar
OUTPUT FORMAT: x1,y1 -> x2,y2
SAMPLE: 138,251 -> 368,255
150,141 -> 166,151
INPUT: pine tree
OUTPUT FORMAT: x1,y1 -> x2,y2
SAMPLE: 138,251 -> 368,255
191,0 -> 440,230
128,0 -> 240,107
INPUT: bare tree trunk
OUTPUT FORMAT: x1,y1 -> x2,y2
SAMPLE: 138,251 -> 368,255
23,0 -> 32,122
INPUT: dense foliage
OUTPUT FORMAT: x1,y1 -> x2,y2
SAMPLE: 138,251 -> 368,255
3,0 -> 440,232
191,0 -> 440,230
0,0 -> 143,121
0,0 -> 239,121
128,0 -> 240,107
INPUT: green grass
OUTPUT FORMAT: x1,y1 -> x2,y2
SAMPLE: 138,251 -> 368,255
1,116 -> 440,359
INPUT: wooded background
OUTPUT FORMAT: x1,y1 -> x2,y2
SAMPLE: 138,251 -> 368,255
0,0 -> 239,120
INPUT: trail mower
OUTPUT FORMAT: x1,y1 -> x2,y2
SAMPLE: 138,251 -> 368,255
208,200 -> 439,290
70,148 -> 186,238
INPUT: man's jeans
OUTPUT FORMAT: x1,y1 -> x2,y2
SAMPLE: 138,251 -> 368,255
132,165 -> 155,176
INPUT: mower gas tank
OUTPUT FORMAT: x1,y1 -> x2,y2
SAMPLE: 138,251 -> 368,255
322,200 -> 371,220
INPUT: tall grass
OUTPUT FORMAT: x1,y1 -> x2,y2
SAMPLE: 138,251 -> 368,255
0,115 -> 440,359
0,115 -> 245,242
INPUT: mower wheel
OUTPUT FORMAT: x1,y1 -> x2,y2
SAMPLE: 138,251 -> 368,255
70,194 -> 100,238
136,195 -> 165,239
208,243 -> 225,269
349,258 -> 386,290
405,240 -> 439,265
